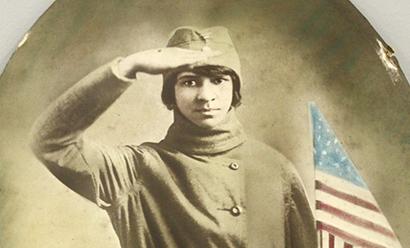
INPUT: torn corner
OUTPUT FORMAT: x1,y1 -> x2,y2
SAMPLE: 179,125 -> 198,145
375,39 -> 402,84
17,32 -> 31,48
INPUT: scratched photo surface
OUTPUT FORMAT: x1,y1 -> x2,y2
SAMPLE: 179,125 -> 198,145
0,0 -> 409,247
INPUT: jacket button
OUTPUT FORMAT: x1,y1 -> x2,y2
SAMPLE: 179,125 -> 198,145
229,162 -> 239,170
230,206 -> 242,216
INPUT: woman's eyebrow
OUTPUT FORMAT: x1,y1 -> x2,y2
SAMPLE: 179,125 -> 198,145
213,74 -> 230,78
177,74 -> 199,81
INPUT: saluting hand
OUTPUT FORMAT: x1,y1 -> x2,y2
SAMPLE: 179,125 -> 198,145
118,47 -> 218,78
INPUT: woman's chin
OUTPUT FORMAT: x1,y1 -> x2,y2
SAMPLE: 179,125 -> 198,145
192,116 -> 224,129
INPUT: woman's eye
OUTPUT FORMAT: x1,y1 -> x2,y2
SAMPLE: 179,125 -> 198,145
182,80 -> 197,87
212,77 -> 226,85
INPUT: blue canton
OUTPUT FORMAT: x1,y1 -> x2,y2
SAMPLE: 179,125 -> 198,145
309,103 -> 367,188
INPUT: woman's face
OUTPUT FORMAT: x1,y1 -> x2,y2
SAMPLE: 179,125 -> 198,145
174,71 -> 233,129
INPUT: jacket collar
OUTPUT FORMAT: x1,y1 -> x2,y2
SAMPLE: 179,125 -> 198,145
161,109 -> 246,155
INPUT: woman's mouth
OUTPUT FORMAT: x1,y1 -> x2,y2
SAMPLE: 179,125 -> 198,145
195,108 -> 220,115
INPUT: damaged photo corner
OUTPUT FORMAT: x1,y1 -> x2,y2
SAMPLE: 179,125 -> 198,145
0,1 -> 409,247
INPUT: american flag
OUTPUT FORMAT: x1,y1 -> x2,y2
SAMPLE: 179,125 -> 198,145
310,103 -> 402,248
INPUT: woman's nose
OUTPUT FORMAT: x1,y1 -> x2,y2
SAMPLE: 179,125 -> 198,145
196,81 -> 216,102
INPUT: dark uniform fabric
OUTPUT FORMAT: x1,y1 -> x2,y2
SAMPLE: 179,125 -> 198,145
30,60 -> 317,248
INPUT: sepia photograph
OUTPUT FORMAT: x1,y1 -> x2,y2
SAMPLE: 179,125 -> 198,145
1,0 -> 409,247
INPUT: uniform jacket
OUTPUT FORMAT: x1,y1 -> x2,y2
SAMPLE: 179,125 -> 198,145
30,59 -> 317,248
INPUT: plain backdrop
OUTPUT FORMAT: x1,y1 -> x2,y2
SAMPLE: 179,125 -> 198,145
2,1 -> 410,77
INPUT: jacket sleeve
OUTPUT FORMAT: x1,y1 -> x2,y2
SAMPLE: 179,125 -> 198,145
30,58 -> 141,208
282,163 -> 318,248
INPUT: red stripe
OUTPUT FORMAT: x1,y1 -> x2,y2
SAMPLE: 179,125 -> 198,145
329,233 -> 335,248
316,201 -> 395,238
317,221 -> 386,248
344,243 -> 353,248
315,180 -> 380,212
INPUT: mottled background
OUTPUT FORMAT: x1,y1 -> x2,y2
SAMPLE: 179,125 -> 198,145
0,0 -> 409,247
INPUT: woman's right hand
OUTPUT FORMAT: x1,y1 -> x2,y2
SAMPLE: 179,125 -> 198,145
118,47 -> 216,78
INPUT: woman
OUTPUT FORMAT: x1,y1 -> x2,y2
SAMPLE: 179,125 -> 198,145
30,26 -> 317,248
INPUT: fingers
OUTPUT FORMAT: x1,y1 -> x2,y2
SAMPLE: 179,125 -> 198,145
130,47 -> 224,75
170,48 -> 223,67
168,47 -> 222,59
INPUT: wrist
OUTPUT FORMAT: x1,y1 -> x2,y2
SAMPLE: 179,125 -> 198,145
117,57 -> 137,79
111,58 -> 138,84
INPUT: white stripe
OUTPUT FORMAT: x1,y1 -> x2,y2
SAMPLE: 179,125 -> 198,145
334,235 -> 345,248
317,210 -> 402,247
322,230 -> 329,248
315,170 -> 377,203
315,190 -> 393,229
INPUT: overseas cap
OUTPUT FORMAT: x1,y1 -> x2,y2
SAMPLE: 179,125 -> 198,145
165,26 -> 241,79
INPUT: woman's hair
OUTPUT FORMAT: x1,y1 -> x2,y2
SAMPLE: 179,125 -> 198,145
161,65 -> 242,110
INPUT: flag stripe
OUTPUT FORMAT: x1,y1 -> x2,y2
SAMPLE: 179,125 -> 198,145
335,235 -> 345,248
329,233 -> 335,248
316,190 -> 391,228
316,170 -> 375,201
316,200 -> 396,238
320,230 -> 323,248
316,180 -> 379,212
317,221 -> 386,248
323,230 -> 329,248
317,211 -> 398,247
321,230 -> 355,248
344,243 -> 353,248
